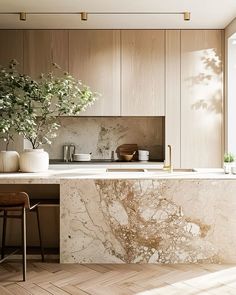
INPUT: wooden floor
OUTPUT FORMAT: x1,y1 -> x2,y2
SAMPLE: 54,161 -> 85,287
1,262 -> 236,294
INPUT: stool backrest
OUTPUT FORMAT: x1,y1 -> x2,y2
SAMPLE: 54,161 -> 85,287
0,192 -> 30,209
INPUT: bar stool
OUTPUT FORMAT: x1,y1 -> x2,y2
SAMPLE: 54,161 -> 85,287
0,192 -> 44,281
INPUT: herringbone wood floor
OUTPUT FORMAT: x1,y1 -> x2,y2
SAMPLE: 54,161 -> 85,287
0,261 -> 236,294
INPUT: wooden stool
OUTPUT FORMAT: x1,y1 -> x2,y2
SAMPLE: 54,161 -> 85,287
0,192 -> 44,281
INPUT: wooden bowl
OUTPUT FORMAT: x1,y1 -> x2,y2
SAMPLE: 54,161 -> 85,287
119,152 -> 135,161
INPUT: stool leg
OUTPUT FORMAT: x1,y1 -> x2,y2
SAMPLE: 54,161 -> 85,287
1,210 -> 7,260
36,207 -> 44,262
21,207 -> 26,281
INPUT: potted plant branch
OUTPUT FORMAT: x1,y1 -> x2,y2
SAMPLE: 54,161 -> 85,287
223,152 -> 235,174
0,61 -> 98,172
0,60 -> 22,172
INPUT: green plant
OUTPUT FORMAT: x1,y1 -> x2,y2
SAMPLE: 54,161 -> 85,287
224,152 -> 235,163
0,61 -> 99,149
0,60 -> 36,150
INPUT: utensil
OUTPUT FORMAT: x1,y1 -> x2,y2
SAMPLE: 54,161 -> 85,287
63,145 -> 69,162
69,144 -> 75,162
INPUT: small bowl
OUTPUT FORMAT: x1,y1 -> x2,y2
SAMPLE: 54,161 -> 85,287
119,152 -> 135,162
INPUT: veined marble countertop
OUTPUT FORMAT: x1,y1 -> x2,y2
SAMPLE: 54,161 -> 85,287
0,164 -> 236,184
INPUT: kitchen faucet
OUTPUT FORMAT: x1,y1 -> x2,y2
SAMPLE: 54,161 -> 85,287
163,145 -> 173,172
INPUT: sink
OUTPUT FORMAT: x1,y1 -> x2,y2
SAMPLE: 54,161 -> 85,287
106,168 -> 145,172
144,168 -> 196,173
106,168 -> 196,173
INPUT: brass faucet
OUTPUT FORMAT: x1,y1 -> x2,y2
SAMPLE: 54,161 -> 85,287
163,145 -> 173,173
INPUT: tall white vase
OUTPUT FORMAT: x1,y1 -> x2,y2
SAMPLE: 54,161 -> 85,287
19,149 -> 49,173
0,151 -> 20,173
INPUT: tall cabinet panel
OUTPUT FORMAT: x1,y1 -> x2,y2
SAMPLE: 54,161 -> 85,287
0,30 -> 23,70
181,30 -> 223,168
69,30 -> 120,116
0,30 -> 24,153
24,30 -> 68,78
165,30 -> 181,168
121,30 -> 165,116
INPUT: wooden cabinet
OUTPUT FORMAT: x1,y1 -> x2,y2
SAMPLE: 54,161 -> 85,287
121,30 -> 165,116
24,30 -> 68,78
180,30 -> 223,168
0,30 -> 24,153
0,30 -> 23,70
69,30 -> 120,116
165,30 -> 181,168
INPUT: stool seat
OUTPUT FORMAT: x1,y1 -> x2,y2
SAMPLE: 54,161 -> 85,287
0,192 -> 44,281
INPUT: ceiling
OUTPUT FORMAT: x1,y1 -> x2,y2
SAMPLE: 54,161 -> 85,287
0,0 -> 236,29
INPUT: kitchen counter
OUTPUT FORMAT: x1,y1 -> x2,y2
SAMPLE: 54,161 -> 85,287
1,165 -> 236,264
1,165 -> 236,184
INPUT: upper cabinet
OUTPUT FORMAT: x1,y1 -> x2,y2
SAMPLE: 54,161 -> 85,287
0,30 -> 23,70
24,30 -> 69,78
69,30 -> 120,116
181,30 -> 223,168
121,30 -> 165,116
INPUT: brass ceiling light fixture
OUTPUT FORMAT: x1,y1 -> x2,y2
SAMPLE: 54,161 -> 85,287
183,12 -> 191,21
81,12 -> 88,21
1,11 -> 191,22
19,12 -> 26,21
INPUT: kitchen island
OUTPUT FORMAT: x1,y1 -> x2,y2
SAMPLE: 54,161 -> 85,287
1,165 -> 236,264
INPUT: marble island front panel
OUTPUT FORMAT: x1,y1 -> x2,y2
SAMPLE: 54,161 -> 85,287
60,178 -> 236,264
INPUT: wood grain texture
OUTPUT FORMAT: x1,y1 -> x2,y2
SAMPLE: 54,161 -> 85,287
0,30 -> 23,70
0,262 -> 235,294
165,30 -> 181,168
24,30 -> 68,78
121,30 -> 165,116
69,30 -> 120,116
181,30 -> 223,168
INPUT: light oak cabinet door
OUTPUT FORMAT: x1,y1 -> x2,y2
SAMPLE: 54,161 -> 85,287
69,30 -> 120,116
24,30 -> 68,78
181,30 -> 223,168
121,30 -> 165,116
165,30 -> 181,168
0,30 -> 23,70
0,30 -> 24,153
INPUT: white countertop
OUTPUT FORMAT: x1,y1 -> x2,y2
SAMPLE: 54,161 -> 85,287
0,164 -> 236,184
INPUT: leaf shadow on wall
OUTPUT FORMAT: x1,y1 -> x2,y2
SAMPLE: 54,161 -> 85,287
186,48 -> 222,115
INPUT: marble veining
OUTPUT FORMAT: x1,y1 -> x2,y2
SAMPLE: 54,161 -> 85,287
60,179 -> 236,264
44,117 -> 164,160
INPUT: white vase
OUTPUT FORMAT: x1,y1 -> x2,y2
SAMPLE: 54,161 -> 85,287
224,162 -> 232,174
0,151 -> 20,173
19,149 -> 49,173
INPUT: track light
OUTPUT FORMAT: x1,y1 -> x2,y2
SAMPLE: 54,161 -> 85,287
183,12 -> 190,21
81,12 -> 88,21
2,11 -> 191,22
19,12 -> 26,21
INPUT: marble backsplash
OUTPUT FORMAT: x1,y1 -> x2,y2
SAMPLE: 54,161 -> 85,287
44,117 -> 164,160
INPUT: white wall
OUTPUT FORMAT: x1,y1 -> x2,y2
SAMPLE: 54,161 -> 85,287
225,18 -> 236,154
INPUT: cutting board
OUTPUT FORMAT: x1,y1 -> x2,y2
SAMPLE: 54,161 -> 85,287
116,144 -> 138,160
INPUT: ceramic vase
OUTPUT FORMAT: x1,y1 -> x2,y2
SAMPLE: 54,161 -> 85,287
19,149 -> 49,173
0,151 -> 20,173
